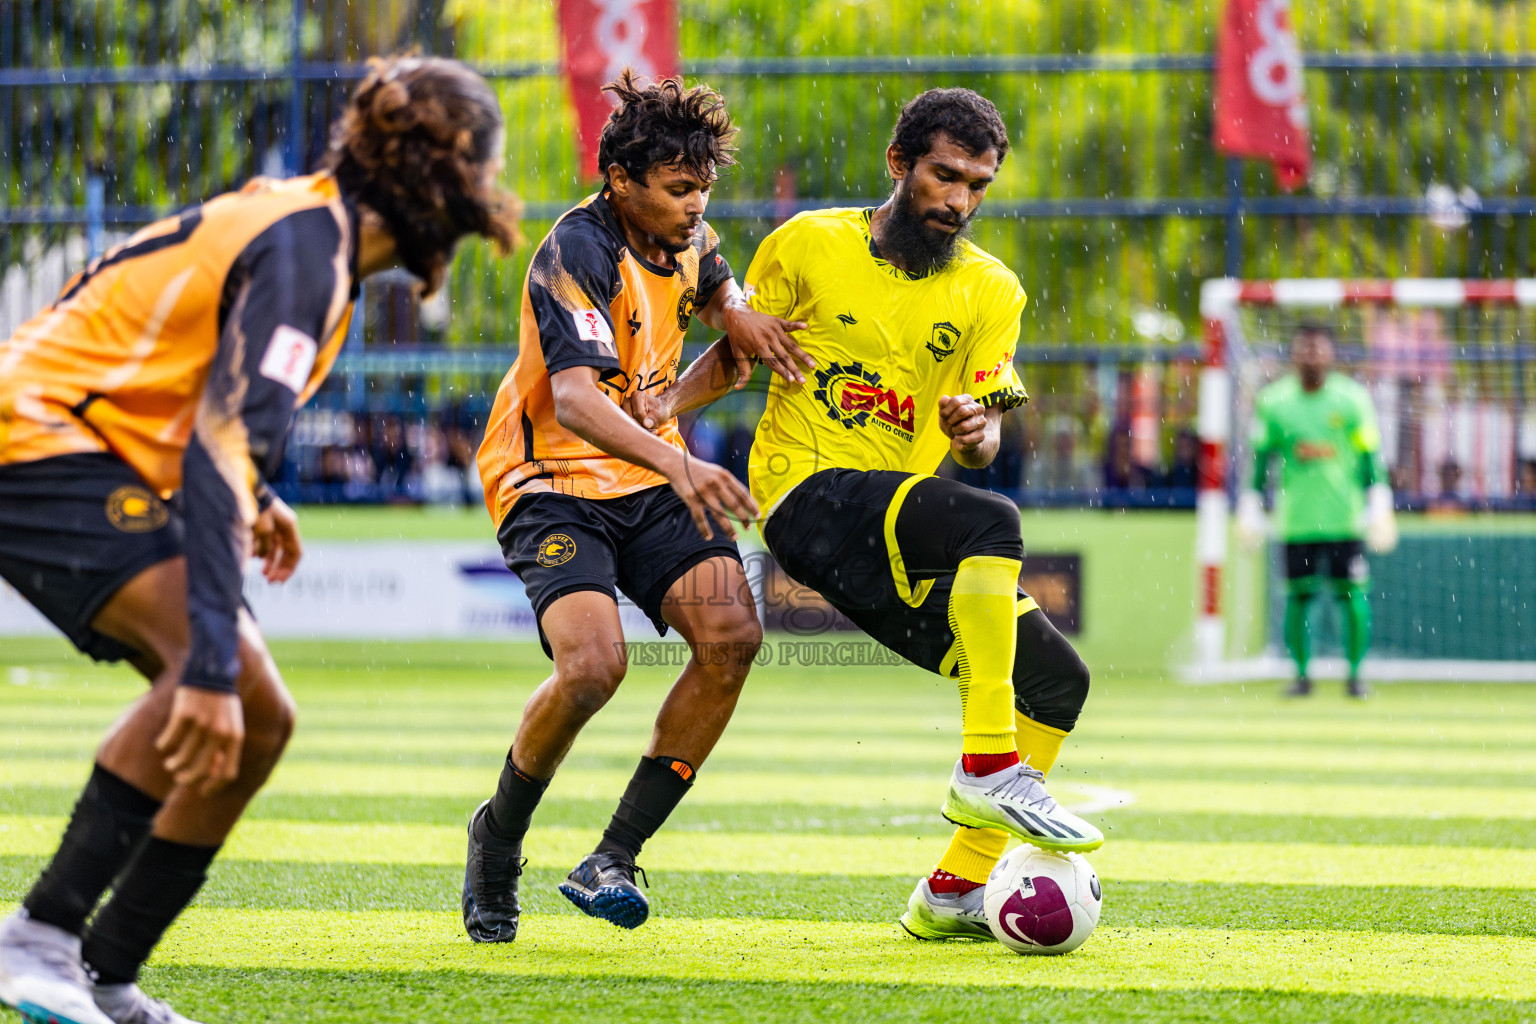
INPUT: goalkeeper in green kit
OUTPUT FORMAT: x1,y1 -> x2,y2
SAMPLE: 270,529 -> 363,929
1237,323 -> 1398,699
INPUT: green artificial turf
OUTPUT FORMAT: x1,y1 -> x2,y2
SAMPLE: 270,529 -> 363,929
3,638 -> 1535,1022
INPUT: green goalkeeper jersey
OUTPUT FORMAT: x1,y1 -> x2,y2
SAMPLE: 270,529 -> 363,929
1250,372 -> 1384,542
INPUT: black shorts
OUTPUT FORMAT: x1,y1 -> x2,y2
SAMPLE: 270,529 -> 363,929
0,453 -> 185,661
499,485 -> 742,658
763,468 -> 1032,676
1284,539 -> 1368,584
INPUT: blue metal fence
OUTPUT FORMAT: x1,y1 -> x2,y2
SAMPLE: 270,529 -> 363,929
4,0 -> 1535,505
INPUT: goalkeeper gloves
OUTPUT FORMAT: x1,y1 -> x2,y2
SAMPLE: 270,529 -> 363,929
1364,483 -> 1398,553
1235,489 -> 1269,551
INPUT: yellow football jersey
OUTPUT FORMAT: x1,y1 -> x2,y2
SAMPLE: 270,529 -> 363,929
744,207 -> 1028,515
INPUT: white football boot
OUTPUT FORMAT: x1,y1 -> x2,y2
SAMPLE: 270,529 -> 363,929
0,910 -> 115,1024
940,759 -> 1104,853
898,878 -> 995,941
92,982 -> 206,1024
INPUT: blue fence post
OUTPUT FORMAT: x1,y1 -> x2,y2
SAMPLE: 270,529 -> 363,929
1224,157 -> 1244,279
85,174 -> 105,261
285,0 -> 303,177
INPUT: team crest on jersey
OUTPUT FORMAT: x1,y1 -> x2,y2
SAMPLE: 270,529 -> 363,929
536,533 -> 577,567
676,287 -> 697,331
812,361 -> 915,441
927,321 -> 961,362
105,486 -> 169,533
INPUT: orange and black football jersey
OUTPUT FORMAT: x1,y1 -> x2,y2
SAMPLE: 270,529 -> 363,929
0,172 -> 356,503
477,190 -> 732,525
0,171 -> 357,691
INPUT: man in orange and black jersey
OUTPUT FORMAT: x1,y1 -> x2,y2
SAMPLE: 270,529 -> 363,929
0,57 -> 517,1024
465,70 -> 805,941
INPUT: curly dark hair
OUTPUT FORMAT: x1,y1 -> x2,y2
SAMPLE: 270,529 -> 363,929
890,87 -> 1010,167
597,68 -> 738,184
325,54 -> 522,295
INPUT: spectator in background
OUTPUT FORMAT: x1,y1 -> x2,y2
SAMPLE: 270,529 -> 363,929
1518,459 -> 1536,508
417,421 -> 465,505
1165,428 -> 1199,490
371,415 -> 416,501
1102,422 -> 1158,494
1039,419 -> 1094,495
1427,459 -> 1467,514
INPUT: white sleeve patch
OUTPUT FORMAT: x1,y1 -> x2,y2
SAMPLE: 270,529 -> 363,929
258,324 -> 319,394
571,308 -> 614,345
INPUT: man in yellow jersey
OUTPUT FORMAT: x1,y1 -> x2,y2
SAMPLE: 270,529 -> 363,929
466,71 -> 803,941
630,88 -> 1101,943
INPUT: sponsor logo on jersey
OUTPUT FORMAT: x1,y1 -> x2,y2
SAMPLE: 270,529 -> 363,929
676,286 -> 697,331
536,533 -> 577,567
927,321 -> 961,363
836,312 -> 857,326
812,361 -> 915,441
105,485 -> 169,533
572,308 -> 614,345
259,324 -> 319,394
974,352 -> 1011,384
1294,440 -> 1336,461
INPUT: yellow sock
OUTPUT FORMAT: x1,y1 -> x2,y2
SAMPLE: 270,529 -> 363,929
934,825 -> 1010,885
949,555 -> 1021,755
1015,710 -> 1069,778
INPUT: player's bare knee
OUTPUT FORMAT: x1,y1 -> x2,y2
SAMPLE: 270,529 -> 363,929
555,649 -> 627,716
240,672 -> 297,779
694,617 -> 762,691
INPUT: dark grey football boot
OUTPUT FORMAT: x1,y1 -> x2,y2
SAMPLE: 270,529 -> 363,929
462,801 -> 526,942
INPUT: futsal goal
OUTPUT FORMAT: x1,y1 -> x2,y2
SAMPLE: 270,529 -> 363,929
1189,278 -> 1536,684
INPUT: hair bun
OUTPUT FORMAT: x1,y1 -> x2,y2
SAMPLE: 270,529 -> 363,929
371,80 -> 414,131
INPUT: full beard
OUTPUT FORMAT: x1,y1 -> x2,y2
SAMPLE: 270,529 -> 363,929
878,186 -> 971,276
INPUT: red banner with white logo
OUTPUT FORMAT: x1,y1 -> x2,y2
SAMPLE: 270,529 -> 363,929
1213,0 -> 1310,191
558,0 -> 678,180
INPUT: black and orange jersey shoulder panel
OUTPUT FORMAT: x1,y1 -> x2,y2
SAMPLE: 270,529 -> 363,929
693,222 -> 733,309
526,200 -> 625,378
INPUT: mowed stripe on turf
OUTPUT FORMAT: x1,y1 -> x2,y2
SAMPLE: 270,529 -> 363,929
103,906 -> 1536,1002
3,816 -> 1532,889
3,758 -> 1534,820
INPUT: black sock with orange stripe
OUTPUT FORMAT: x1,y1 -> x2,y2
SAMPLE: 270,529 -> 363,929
595,756 -> 695,861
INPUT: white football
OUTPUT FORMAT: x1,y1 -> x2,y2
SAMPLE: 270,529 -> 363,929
982,844 -> 1101,955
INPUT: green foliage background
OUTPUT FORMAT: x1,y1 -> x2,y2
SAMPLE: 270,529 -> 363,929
5,0 -> 1536,345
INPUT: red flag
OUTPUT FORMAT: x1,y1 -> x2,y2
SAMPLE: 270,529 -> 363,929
558,0 -> 678,180
1214,0 -> 1310,191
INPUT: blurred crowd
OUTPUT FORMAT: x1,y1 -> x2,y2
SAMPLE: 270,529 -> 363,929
282,406 -> 487,506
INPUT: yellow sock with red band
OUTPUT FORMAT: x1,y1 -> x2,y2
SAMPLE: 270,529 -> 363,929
949,555 -> 1022,771
932,825 -> 1010,890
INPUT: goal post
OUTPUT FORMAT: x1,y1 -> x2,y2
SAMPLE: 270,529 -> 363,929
1189,278 -> 1536,684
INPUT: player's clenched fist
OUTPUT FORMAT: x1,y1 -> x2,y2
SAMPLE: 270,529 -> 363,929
623,387 -> 672,433
939,393 -> 987,450
668,453 -> 759,541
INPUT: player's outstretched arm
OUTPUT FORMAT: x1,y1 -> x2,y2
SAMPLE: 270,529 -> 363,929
940,394 -> 1002,469
696,279 -> 810,385
627,337 -> 742,433
553,365 -> 759,540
